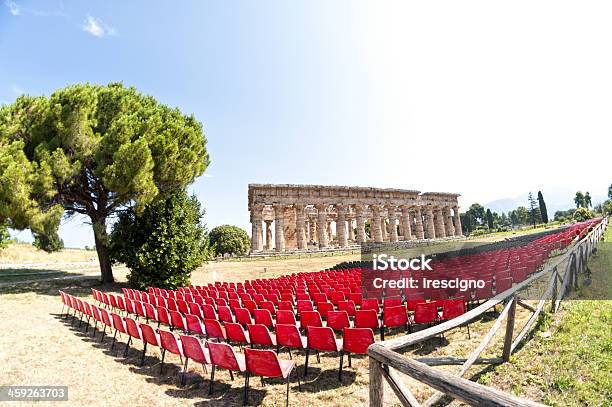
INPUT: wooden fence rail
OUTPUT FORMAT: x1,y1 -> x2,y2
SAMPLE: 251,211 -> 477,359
368,216 -> 608,407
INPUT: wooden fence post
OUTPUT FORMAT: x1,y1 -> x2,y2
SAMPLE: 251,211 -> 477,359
502,297 -> 517,362
369,356 -> 384,407
550,268 -> 558,312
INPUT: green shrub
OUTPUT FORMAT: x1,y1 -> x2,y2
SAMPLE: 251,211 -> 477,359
109,189 -> 211,290
32,231 -> 64,252
209,225 -> 251,257
573,207 -> 594,222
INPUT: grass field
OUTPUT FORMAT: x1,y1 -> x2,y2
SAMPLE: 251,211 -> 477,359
0,222 -> 607,406
479,224 -> 612,407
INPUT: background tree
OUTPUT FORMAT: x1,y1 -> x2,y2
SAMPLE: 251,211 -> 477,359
0,223 -> 9,249
32,231 -> 64,253
0,83 -> 209,282
574,191 -> 585,208
537,191 -> 549,223
584,191 -> 592,208
509,210 -> 519,226
460,212 -> 473,234
486,209 -> 494,229
528,192 -> 540,227
515,206 -> 529,225
466,203 -> 485,226
109,189 -> 210,290
608,184 -> 612,200
209,225 -> 251,257
603,200 -> 612,216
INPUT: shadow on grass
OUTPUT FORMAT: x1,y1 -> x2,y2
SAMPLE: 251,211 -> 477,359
0,277 -> 127,297
54,311 -> 356,405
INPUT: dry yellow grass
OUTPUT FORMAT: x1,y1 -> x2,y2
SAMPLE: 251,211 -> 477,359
0,243 -> 98,265
0,250 -> 542,407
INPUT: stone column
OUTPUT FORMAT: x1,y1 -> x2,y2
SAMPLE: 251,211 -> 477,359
250,204 -> 264,252
264,220 -> 273,250
434,207 -> 446,238
415,208 -> 425,239
381,217 -> 388,241
316,204 -> 329,248
326,221 -> 332,242
309,219 -> 317,243
453,206 -> 463,236
273,204 -> 285,252
371,205 -> 383,243
295,204 -> 307,250
336,204 -> 348,247
401,205 -> 412,240
444,206 -> 455,236
355,205 -> 367,244
387,205 -> 399,242
347,218 -> 355,241
425,207 -> 436,239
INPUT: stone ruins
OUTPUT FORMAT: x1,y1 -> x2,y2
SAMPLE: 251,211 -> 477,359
248,184 -> 462,253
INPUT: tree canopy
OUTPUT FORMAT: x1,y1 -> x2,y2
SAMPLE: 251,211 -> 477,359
0,83 -> 209,281
209,225 -> 251,257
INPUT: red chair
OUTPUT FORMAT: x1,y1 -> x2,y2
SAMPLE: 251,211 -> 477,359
188,302 -> 202,318
204,319 -> 226,341
169,310 -> 187,332
235,308 -> 253,326
338,300 -> 356,317
277,300 -> 294,312
157,306 -> 171,327
297,300 -> 314,314
355,309 -> 380,330
383,298 -> 402,309
317,302 -> 334,319
139,323 -> 161,366
276,324 -> 307,358
124,317 -> 143,358
201,304 -> 217,320
361,298 -> 379,311
185,314 -> 206,336
159,329 -> 184,375
144,302 -> 158,323
179,335 -> 210,385
260,300 -> 276,316
326,311 -> 352,331
340,327 -> 375,380
247,324 -> 277,348
276,310 -> 299,328
381,305 -> 408,340
225,322 -> 250,346
110,312 -> 128,354
253,309 -> 275,329
207,341 -> 246,395
218,306 -> 234,323
413,302 -> 438,325
300,311 -> 323,332
98,307 -> 114,342
305,326 -> 343,376
244,348 -> 300,407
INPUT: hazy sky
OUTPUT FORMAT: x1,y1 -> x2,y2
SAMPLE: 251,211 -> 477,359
1,1 -> 610,247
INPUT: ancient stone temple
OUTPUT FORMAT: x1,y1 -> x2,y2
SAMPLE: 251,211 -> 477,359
248,184 -> 462,253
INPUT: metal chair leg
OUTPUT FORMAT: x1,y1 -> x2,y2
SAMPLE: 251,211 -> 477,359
243,371 -> 250,406
208,365 -> 216,395
160,349 -> 166,374
140,342 -> 147,366
181,358 -> 189,386
339,351 -> 344,381
304,348 -> 309,376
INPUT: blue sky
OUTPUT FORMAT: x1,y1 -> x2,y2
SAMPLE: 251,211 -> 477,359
1,1 -> 611,248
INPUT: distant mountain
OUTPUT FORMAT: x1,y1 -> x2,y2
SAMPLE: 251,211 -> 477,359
484,186 -> 607,218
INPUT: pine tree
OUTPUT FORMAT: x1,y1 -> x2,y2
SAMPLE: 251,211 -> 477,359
528,192 -> 540,227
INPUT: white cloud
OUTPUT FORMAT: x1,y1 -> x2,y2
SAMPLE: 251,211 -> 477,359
82,15 -> 116,38
5,0 -> 19,15
202,173 -> 214,178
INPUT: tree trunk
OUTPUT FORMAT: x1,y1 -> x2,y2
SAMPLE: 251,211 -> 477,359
92,218 -> 114,283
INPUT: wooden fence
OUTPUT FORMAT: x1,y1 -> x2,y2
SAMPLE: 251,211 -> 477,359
368,217 -> 608,407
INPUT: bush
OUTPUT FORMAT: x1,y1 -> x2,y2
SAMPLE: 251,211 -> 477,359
573,207 -> 594,222
32,231 -> 64,252
209,225 -> 251,257
109,189 -> 211,290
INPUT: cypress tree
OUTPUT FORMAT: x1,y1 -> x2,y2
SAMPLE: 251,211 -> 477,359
537,191 -> 549,223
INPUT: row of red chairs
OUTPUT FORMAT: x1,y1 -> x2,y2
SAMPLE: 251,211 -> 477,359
60,291 -> 300,405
